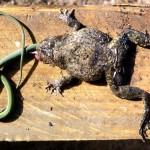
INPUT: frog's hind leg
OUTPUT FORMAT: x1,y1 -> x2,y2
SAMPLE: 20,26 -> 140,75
121,28 -> 150,48
106,70 -> 150,142
59,9 -> 85,31
108,28 -> 150,52
108,28 -> 150,85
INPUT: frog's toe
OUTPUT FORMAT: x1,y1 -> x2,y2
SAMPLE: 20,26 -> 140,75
68,9 -> 74,16
139,127 -> 148,142
59,9 -> 74,19
45,80 -> 62,95
139,110 -> 150,142
59,9 -> 67,15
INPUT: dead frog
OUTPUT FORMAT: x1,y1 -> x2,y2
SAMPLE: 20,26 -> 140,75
33,9 -> 150,141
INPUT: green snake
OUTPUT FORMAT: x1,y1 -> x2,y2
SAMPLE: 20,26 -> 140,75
0,11 -> 37,119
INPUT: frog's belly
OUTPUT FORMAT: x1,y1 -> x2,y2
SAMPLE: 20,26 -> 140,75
65,45 -> 107,81
67,63 -> 104,81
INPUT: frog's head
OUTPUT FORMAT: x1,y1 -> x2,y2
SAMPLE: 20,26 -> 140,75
32,37 -> 58,66
32,36 -> 66,68
32,47 -> 55,66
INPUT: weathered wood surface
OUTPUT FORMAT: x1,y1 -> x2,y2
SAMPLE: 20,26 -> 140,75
0,5 -> 150,141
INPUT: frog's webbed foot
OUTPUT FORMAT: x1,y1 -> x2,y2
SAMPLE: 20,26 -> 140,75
46,80 -> 62,95
59,9 -> 74,20
139,92 -> 150,142
139,111 -> 150,142
45,76 -> 73,95
58,9 -> 84,30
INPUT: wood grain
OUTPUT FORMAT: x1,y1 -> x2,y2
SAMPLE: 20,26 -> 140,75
0,5 -> 150,141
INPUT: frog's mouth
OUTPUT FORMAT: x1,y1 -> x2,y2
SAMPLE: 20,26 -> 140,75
30,51 -> 43,61
31,50 -> 55,65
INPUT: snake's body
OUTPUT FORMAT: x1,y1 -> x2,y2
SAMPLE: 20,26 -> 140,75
0,11 -> 37,119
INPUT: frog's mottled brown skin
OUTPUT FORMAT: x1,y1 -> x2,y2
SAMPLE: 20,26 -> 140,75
36,9 -> 150,141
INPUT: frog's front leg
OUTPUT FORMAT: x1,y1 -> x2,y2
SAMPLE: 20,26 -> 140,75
46,76 -> 73,94
106,70 -> 150,142
59,9 -> 84,31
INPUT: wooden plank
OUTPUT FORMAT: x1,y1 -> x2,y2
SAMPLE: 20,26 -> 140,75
0,5 -> 150,141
